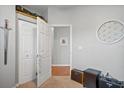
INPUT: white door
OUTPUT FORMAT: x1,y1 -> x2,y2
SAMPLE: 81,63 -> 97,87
0,6 -> 15,88
18,20 -> 37,84
37,17 -> 51,87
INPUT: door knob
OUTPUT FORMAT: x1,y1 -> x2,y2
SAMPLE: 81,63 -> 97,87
26,54 -> 29,57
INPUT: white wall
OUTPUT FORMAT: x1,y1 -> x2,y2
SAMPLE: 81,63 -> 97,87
48,6 -> 71,24
48,6 -> 124,80
0,5 -> 16,87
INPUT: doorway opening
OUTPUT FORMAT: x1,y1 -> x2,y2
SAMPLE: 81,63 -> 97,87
51,25 -> 72,76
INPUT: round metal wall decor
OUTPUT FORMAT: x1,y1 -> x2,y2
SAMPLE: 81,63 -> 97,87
97,20 -> 124,44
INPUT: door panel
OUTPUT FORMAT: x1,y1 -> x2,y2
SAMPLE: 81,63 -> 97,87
19,20 -> 36,84
37,17 -> 51,87
0,6 -> 15,88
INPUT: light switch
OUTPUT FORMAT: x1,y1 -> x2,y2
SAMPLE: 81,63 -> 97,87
78,46 -> 83,50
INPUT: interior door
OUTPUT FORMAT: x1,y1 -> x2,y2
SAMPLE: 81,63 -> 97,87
18,20 -> 37,84
37,17 -> 51,87
0,6 -> 16,88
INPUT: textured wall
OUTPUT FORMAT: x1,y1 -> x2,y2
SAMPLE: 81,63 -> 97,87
48,6 -> 124,80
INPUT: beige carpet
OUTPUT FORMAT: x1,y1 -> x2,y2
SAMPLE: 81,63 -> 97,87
17,76 -> 83,88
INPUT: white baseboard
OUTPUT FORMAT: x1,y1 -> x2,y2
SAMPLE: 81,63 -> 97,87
52,64 -> 70,66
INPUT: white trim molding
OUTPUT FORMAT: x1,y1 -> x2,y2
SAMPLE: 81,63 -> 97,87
52,64 -> 70,66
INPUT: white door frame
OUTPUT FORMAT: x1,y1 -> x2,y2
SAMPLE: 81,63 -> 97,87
50,24 -> 72,74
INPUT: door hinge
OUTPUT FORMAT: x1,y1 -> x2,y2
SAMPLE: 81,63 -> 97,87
36,72 -> 38,76
36,54 -> 39,58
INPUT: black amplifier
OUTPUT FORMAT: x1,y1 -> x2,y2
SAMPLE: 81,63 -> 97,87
99,76 -> 124,88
